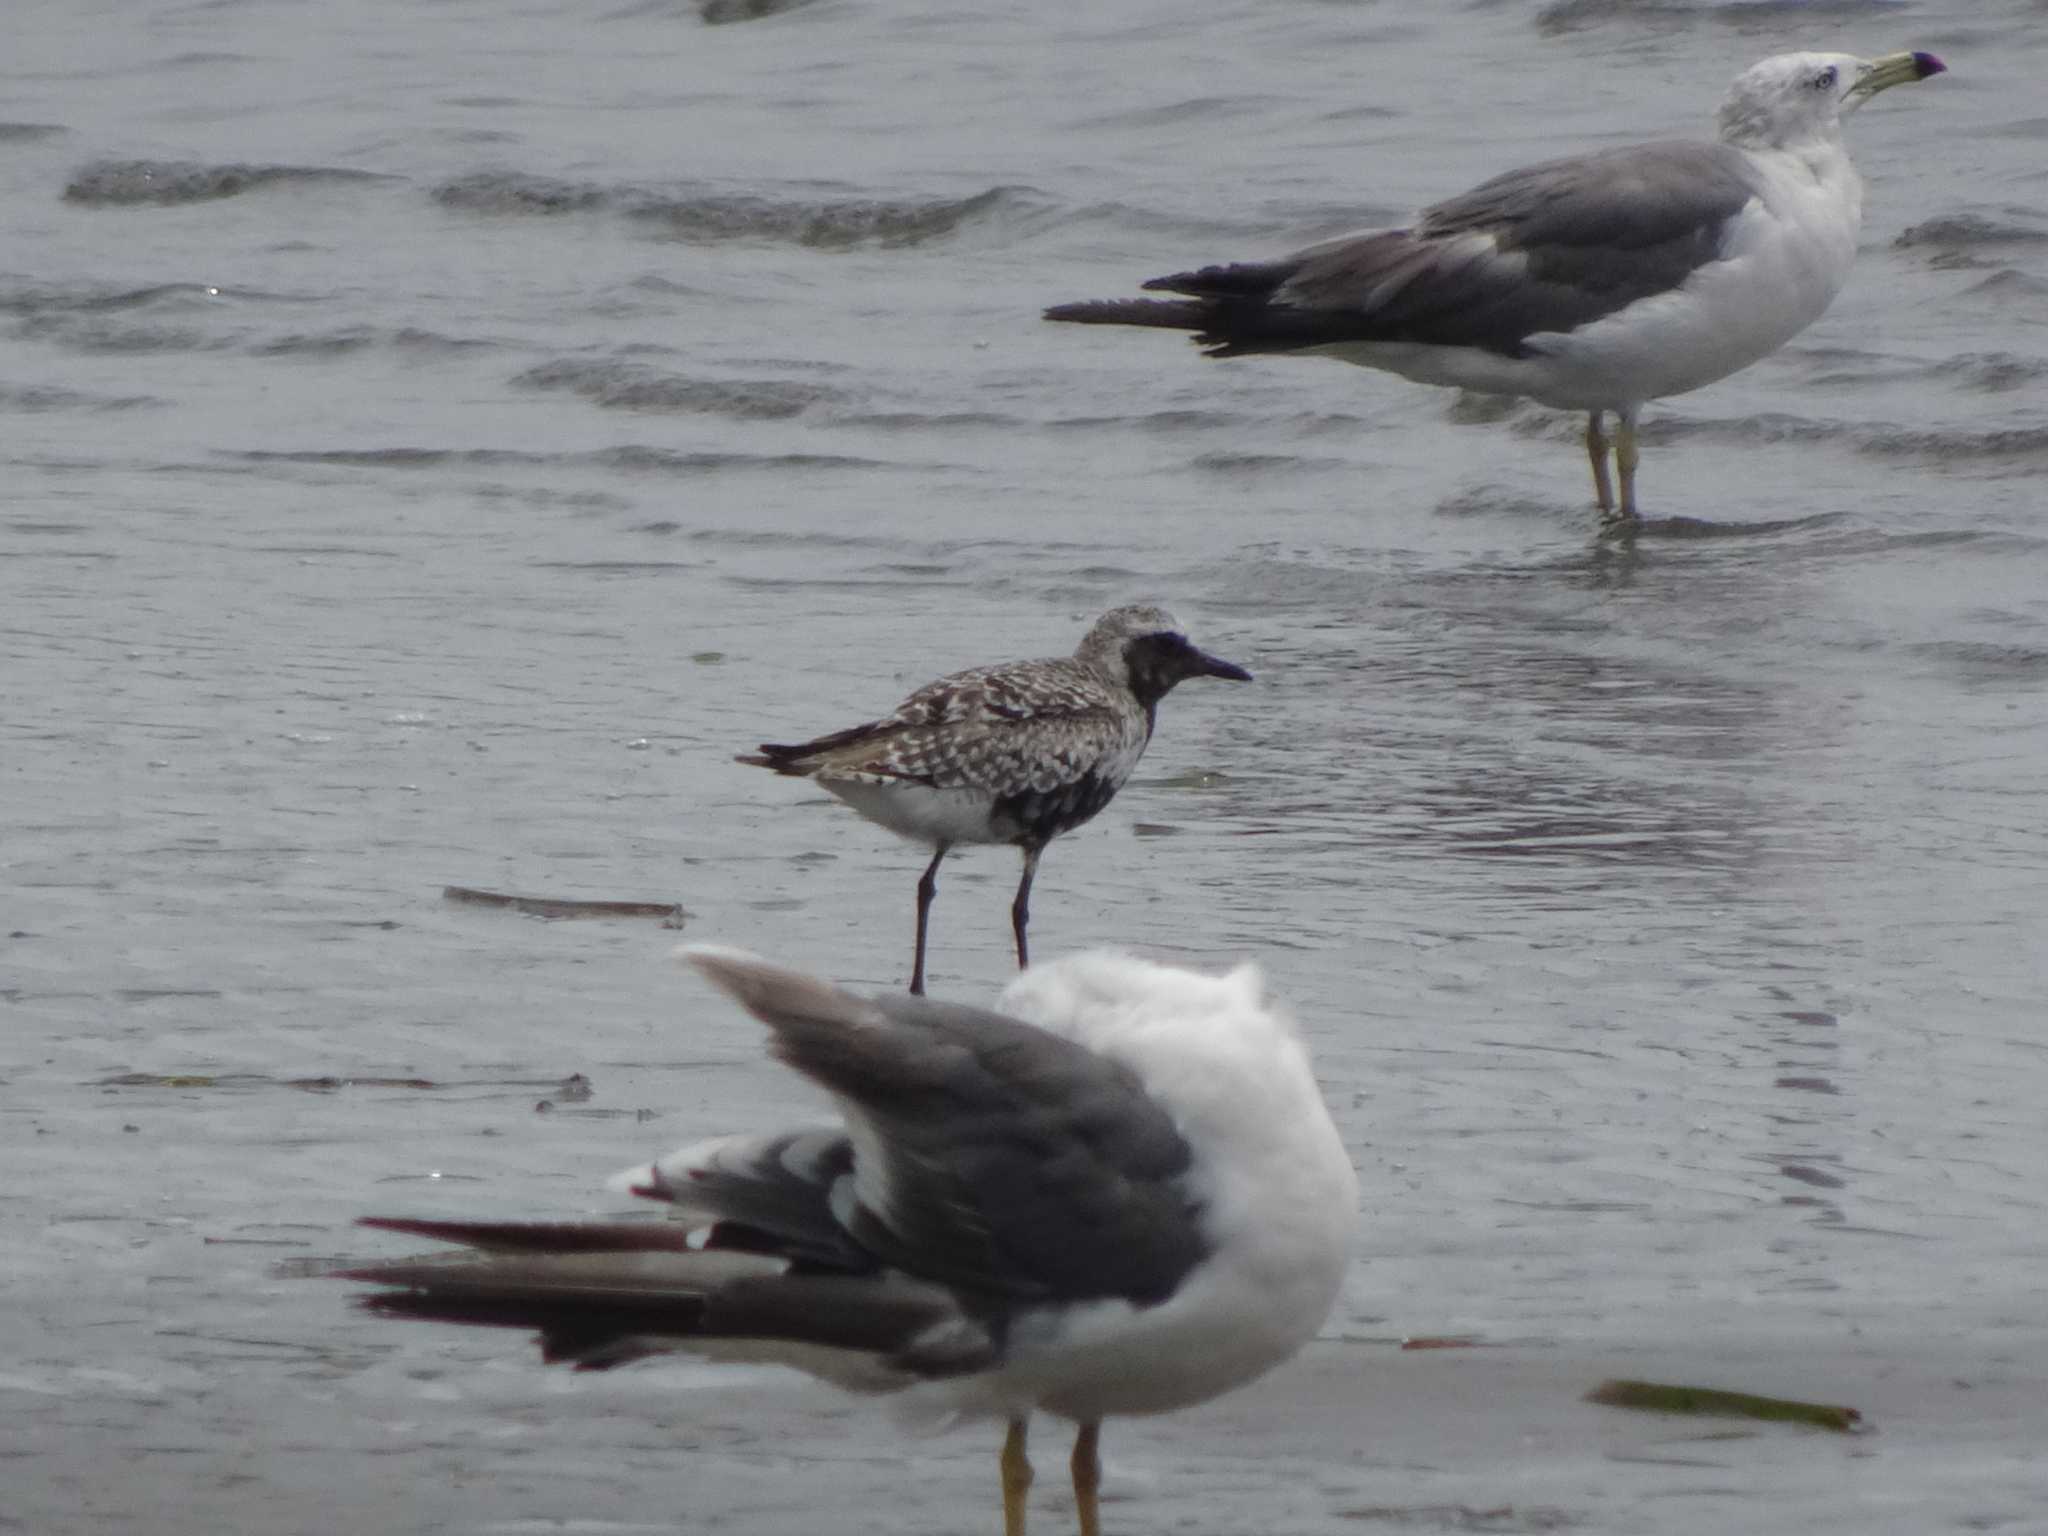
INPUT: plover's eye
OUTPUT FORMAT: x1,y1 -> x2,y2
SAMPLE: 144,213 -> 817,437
1811,65 -> 1838,91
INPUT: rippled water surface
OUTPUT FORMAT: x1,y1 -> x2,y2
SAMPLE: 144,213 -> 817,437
5,1 -> 2046,1532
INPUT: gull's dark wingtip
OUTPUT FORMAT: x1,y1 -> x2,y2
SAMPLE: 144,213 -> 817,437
1045,297 -> 1214,330
1911,51 -> 1945,80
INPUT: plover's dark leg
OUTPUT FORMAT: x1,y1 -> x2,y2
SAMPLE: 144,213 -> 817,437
1584,411 -> 1614,516
1011,843 -> 1044,971
1001,1417 -> 1033,1536
910,844 -> 949,997
1071,1421 -> 1102,1536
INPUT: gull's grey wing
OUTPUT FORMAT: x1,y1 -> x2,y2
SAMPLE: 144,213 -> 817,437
1051,141 -> 1763,358
691,949 -> 1209,1308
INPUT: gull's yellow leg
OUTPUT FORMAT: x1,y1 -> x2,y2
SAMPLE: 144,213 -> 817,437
1002,1418 -> 1034,1536
1070,1422 -> 1102,1536
1584,411 -> 1614,516
1614,410 -> 1642,523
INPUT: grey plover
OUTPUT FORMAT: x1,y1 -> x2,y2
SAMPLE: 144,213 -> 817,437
738,604 -> 1251,994
1045,49 -> 1943,523
342,945 -> 1357,1536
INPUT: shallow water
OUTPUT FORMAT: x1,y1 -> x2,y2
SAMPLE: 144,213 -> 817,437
5,1 -> 2046,1531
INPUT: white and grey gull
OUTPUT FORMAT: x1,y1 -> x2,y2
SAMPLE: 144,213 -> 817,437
1046,50 -> 1946,524
738,604 -> 1252,995
341,944 -> 1359,1536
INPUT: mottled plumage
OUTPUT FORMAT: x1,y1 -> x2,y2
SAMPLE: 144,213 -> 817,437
340,946 -> 1359,1536
1047,49 -> 1944,524
741,604 -> 1252,994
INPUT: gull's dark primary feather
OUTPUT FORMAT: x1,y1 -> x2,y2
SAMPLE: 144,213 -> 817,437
346,1236 -> 985,1374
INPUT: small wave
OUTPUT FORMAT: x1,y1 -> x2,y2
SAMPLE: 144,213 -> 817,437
432,169 -> 1032,248
0,122 -> 66,142
684,526 -> 904,551
1908,640 -> 2048,684
0,279 -> 238,315
251,328 -> 380,357
1190,451 -> 1344,474
233,445 -> 884,473
1535,0 -> 1688,34
1538,0 -> 1907,34
1894,212 -> 2048,250
625,184 -> 1028,249
1955,269 -> 2048,304
1793,350 -> 2048,394
392,328 -> 500,354
514,358 -> 836,419
431,171 -> 611,215
1856,423 -> 2048,463
0,383 -> 158,412
12,315 -> 225,354
1047,409 -> 1242,434
1072,96 -> 1283,132
1656,412 -> 1856,449
1930,353 -> 2048,393
1665,412 -> 2048,464
836,410 -> 1021,432
698,0 -> 823,22
63,158 -> 391,207
600,0 -> 822,19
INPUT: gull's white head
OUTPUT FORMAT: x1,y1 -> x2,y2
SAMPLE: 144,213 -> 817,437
1717,49 -> 1945,150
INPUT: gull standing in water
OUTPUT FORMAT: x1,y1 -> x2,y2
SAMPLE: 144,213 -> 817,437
1047,50 -> 1945,524
738,605 -> 1251,994
342,945 -> 1360,1536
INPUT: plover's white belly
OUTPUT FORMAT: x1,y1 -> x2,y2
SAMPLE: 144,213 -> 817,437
821,778 -> 1010,847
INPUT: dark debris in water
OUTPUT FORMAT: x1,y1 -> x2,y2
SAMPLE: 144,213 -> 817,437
1895,212 -> 2048,250
1336,1503 -> 1576,1531
99,1071 -> 435,1092
96,1071 -> 596,1097
698,0 -> 822,22
63,159 -> 392,207
443,885 -> 688,924
1586,1378 -> 1863,1432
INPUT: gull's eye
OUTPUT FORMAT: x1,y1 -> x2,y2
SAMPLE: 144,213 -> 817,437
1811,65 -> 1838,91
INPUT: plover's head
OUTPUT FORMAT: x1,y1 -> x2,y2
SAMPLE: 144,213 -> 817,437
1717,49 -> 1943,149
1076,604 -> 1253,707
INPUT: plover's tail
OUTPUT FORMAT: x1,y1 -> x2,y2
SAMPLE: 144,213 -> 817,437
736,719 -> 890,775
